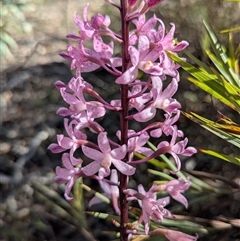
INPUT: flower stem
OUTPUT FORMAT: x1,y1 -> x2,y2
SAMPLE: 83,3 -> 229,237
119,1 -> 130,241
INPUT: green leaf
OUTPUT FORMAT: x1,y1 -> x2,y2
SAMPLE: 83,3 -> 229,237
207,68 -> 240,113
167,52 -> 217,82
167,52 -> 238,111
183,112 -> 240,148
203,20 -> 240,87
188,76 -> 237,111
220,26 -> 240,34
206,49 -> 233,84
31,180 -> 83,227
0,31 -> 18,49
228,33 -> 235,70
162,218 -> 207,233
147,169 -> 174,181
134,152 -> 167,169
81,183 -> 110,204
184,50 -> 215,75
0,40 -> 14,59
86,211 -> 112,220
85,211 -> 122,224
221,78 -> 240,112
223,0 -> 240,2
199,149 -> 240,166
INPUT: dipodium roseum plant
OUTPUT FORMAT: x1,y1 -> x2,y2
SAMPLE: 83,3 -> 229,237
48,0 -> 198,240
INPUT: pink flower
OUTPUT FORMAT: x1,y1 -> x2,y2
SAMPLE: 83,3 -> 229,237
57,77 -> 106,120
158,52 -> 180,81
73,4 -> 95,40
89,169 -> 120,215
133,77 -> 180,122
128,15 -> 188,81
128,0 -> 138,7
116,130 -> 153,161
61,36 -> 120,75
164,178 -> 190,208
111,80 -> 152,110
145,0 -> 164,8
60,42 -> 99,73
164,229 -> 198,241
125,184 -> 174,234
61,5 -> 122,75
72,5 -> 110,40
71,4 -> 119,41
130,14 -> 161,45
81,132 -> 136,178
128,131 -> 154,158
149,111 -> 183,138
48,119 -> 87,157
157,23 -> 189,52
157,126 -> 197,171
152,178 -> 190,208
116,36 -> 163,84
128,80 -> 152,111
55,153 -> 83,201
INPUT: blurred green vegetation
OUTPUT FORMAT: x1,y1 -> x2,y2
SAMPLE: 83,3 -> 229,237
0,0 -> 34,62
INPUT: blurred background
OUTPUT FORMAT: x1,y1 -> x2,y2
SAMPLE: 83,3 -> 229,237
1,0 -> 240,241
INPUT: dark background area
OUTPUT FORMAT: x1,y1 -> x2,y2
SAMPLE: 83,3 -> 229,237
1,0 -> 240,240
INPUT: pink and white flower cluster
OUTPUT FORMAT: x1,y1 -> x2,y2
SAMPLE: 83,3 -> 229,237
49,0 -> 197,240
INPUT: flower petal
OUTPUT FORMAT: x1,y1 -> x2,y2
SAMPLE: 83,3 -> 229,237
111,145 -> 127,160
64,178 -> 74,201
115,66 -> 138,85
82,160 -> 101,176
48,143 -> 65,153
111,159 -> 136,176
133,106 -> 156,122
82,145 -> 103,161
62,153 -> 73,170
98,132 -> 111,153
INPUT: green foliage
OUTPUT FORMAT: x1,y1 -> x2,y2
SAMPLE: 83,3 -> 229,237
168,20 -> 240,166
0,0 -> 33,61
